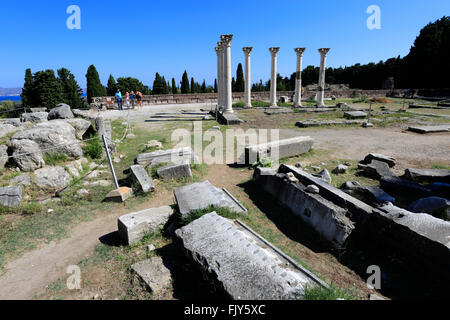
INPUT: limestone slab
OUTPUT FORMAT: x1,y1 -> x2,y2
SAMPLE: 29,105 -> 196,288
130,165 -> 154,193
0,186 -> 22,208
131,257 -> 172,293
136,147 -> 198,167
157,162 -> 192,180
118,206 -> 173,245
408,125 -> 450,134
174,212 -> 325,300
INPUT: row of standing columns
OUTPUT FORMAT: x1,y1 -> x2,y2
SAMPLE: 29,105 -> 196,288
215,35 -> 331,111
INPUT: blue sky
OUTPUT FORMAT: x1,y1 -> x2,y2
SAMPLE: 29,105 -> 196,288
1,0 -> 449,88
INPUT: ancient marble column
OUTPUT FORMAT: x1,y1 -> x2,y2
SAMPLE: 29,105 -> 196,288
269,47 -> 280,108
221,34 -> 234,114
242,47 -> 253,108
215,45 -> 222,109
317,48 -> 330,108
293,48 -> 306,107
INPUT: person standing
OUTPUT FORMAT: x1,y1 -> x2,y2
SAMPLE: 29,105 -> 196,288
115,89 -> 123,111
130,91 -> 135,109
136,91 -> 143,110
125,92 -> 130,109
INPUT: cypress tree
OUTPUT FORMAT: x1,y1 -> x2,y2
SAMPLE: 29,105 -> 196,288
181,71 -> 190,94
152,73 -> 164,94
106,74 -> 117,96
235,63 -> 245,92
21,68 -> 34,109
201,80 -> 206,93
232,77 -> 236,92
33,70 -> 64,109
190,77 -> 195,93
57,68 -> 84,109
171,78 -> 177,94
86,65 -> 106,103
214,79 -> 217,93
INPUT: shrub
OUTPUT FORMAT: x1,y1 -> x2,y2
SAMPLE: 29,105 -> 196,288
43,153 -> 68,166
83,136 -> 103,159
302,283 -> 358,300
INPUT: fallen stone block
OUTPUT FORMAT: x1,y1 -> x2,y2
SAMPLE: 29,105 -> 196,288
380,176 -> 432,197
157,162 -> 192,180
245,136 -> 314,164
217,112 -> 243,125
296,119 -> 367,127
174,212 -> 326,300
48,103 -> 74,120
348,185 -> 395,206
358,160 -> 394,179
34,166 -> 72,191
118,206 -> 173,245
22,112 -> 49,123
344,111 -> 367,119
255,169 -> 355,248
11,139 -> 45,172
313,169 -> 332,184
30,108 -> 47,113
104,187 -> 133,203
0,186 -> 22,208
131,257 -> 172,293
409,197 -> 449,219
136,147 -> 198,167
408,125 -> 450,134
360,153 -> 396,168
404,168 -> 450,184
12,174 -> 31,187
130,165 -> 155,193
0,145 -> 7,169
173,180 -> 247,217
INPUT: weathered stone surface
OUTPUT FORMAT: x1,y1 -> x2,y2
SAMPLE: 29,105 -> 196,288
313,169 -> 332,184
34,166 -> 72,191
131,257 -> 172,293
332,164 -> 348,174
344,111 -> 367,119
136,147 -> 199,167
0,124 -> 19,138
104,187 -> 133,203
409,197 -> 450,219
380,176 -> 432,197
218,112 -> 242,125
173,181 -> 247,217
66,161 -> 81,178
347,185 -> 395,205
12,174 -> 31,187
118,206 -> 173,245
429,182 -> 450,199
0,186 -> 22,207
0,145 -> 8,169
174,212 -> 325,300
306,185 -> 320,194
360,153 -> 396,168
22,112 -> 49,123
358,160 -> 394,179
404,168 -> 450,184
64,118 -> 93,140
130,165 -> 154,193
278,165 -> 374,225
0,118 -> 21,127
408,125 -> 450,134
157,162 -> 192,180
30,108 -> 47,113
12,120 -> 82,160
11,139 -> 45,172
343,181 -> 362,190
255,170 -> 354,248
245,136 -> 314,164
145,140 -> 163,149
48,103 -> 74,120
296,119 -> 368,127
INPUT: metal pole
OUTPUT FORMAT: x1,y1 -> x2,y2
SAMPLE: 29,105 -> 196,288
102,134 -> 120,189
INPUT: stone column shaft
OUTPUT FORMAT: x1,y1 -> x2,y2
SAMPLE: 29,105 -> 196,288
243,47 -> 253,108
215,45 -> 222,109
269,47 -> 280,108
221,35 -> 234,114
293,48 -> 306,107
317,48 -> 330,108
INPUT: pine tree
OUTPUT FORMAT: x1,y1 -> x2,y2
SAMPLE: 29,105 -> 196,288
21,68 -> 34,109
86,65 -> 106,103
172,78 -> 177,94
57,68 -> 84,109
181,71 -> 190,94
235,63 -> 245,92
32,70 -> 64,109
106,74 -> 117,96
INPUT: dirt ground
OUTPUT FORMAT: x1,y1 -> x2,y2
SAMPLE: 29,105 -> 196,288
0,103 -> 449,300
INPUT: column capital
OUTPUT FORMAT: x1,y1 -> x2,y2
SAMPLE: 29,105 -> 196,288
294,47 -> 306,56
215,47 -> 221,55
269,47 -> 280,56
220,34 -> 234,47
243,47 -> 253,56
318,48 -> 330,56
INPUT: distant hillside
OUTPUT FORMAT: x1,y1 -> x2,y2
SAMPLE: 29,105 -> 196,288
0,88 -> 22,96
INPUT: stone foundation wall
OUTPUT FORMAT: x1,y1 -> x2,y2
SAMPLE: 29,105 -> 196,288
92,89 -> 392,106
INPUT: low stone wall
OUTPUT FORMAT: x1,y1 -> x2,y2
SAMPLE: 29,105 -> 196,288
92,89 -> 392,107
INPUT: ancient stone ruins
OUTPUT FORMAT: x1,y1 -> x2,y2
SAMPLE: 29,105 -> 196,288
0,32 -> 449,302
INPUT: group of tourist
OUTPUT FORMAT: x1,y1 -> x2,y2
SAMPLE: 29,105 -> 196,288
115,90 -> 143,111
